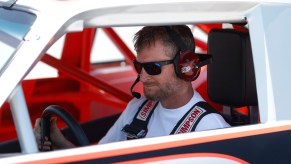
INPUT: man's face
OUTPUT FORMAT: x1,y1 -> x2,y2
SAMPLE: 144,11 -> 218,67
136,40 -> 183,101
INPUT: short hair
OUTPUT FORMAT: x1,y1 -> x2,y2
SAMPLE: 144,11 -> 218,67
133,25 -> 195,58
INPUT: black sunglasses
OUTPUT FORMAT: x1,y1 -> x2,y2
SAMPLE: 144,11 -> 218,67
133,59 -> 174,75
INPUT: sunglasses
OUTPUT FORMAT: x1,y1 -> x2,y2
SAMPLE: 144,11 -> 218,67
133,59 -> 174,75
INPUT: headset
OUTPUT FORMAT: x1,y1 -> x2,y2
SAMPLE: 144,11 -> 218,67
165,26 -> 212,81
131,26 -> 213,98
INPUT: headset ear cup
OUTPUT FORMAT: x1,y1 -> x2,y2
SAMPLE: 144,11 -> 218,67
176,50 -> 200,81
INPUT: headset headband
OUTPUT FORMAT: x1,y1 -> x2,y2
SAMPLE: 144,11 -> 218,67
165,26 -> 190,51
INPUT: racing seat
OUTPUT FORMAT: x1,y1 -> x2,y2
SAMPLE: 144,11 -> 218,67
207,28 -> 259,126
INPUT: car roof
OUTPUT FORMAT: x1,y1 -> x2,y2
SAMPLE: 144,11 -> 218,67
14,0 -> 261,27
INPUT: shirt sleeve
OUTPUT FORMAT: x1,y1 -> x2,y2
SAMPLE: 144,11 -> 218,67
98,97 -> 145,144
195,113 -> 231,132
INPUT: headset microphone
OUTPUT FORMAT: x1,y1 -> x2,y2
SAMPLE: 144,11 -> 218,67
131,75 -> 141,99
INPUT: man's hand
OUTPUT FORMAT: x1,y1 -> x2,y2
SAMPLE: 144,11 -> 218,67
34,117 -> 75,151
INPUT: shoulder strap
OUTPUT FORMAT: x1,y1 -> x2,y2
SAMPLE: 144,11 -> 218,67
122,100 -> 158,140
122,100 -> 219,139
170,101 -> 218,134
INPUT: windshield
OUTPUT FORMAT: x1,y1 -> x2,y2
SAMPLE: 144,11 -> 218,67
0,7 -> 36,75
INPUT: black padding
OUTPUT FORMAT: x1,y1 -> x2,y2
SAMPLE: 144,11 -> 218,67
207,29 -> 257,107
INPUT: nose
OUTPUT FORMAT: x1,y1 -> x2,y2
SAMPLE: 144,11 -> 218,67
139,68 -> 151,82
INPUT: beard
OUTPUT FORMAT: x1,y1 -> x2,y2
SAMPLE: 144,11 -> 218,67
143,74 -> 183,101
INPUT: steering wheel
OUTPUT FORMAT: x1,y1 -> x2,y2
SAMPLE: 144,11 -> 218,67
41,105 -> 90,147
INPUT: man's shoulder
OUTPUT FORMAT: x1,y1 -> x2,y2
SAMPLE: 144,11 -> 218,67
128,95 -> 148,106
199,113 -> 231,128
124,96 -> 149,114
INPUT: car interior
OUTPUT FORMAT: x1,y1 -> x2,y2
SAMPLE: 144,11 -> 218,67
0,24 -> 260,154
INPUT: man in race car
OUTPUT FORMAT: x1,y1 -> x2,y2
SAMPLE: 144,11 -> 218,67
34,25 -> 230,150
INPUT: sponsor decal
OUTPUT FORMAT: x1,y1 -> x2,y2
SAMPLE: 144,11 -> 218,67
181,66 -> 191,73
175,107 -> 206,134
137,100 -> 155,121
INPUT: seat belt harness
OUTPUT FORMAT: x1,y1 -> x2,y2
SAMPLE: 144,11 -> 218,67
122,100 -> 158,140
170,101 -> 217,134
123,100 -> 218,140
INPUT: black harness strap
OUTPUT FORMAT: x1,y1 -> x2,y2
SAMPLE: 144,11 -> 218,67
122,100 -> 218,140
171,101 -> 218,134
122,100 -> 159,140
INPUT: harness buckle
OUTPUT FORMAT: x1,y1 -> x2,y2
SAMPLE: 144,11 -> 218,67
122,124 -> 147,139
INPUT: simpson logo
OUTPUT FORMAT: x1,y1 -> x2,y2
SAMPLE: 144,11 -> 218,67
137,100 -> 156,121
175,106 -> 206,134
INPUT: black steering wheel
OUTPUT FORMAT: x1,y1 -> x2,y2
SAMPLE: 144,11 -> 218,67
41,105 -> 90,147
